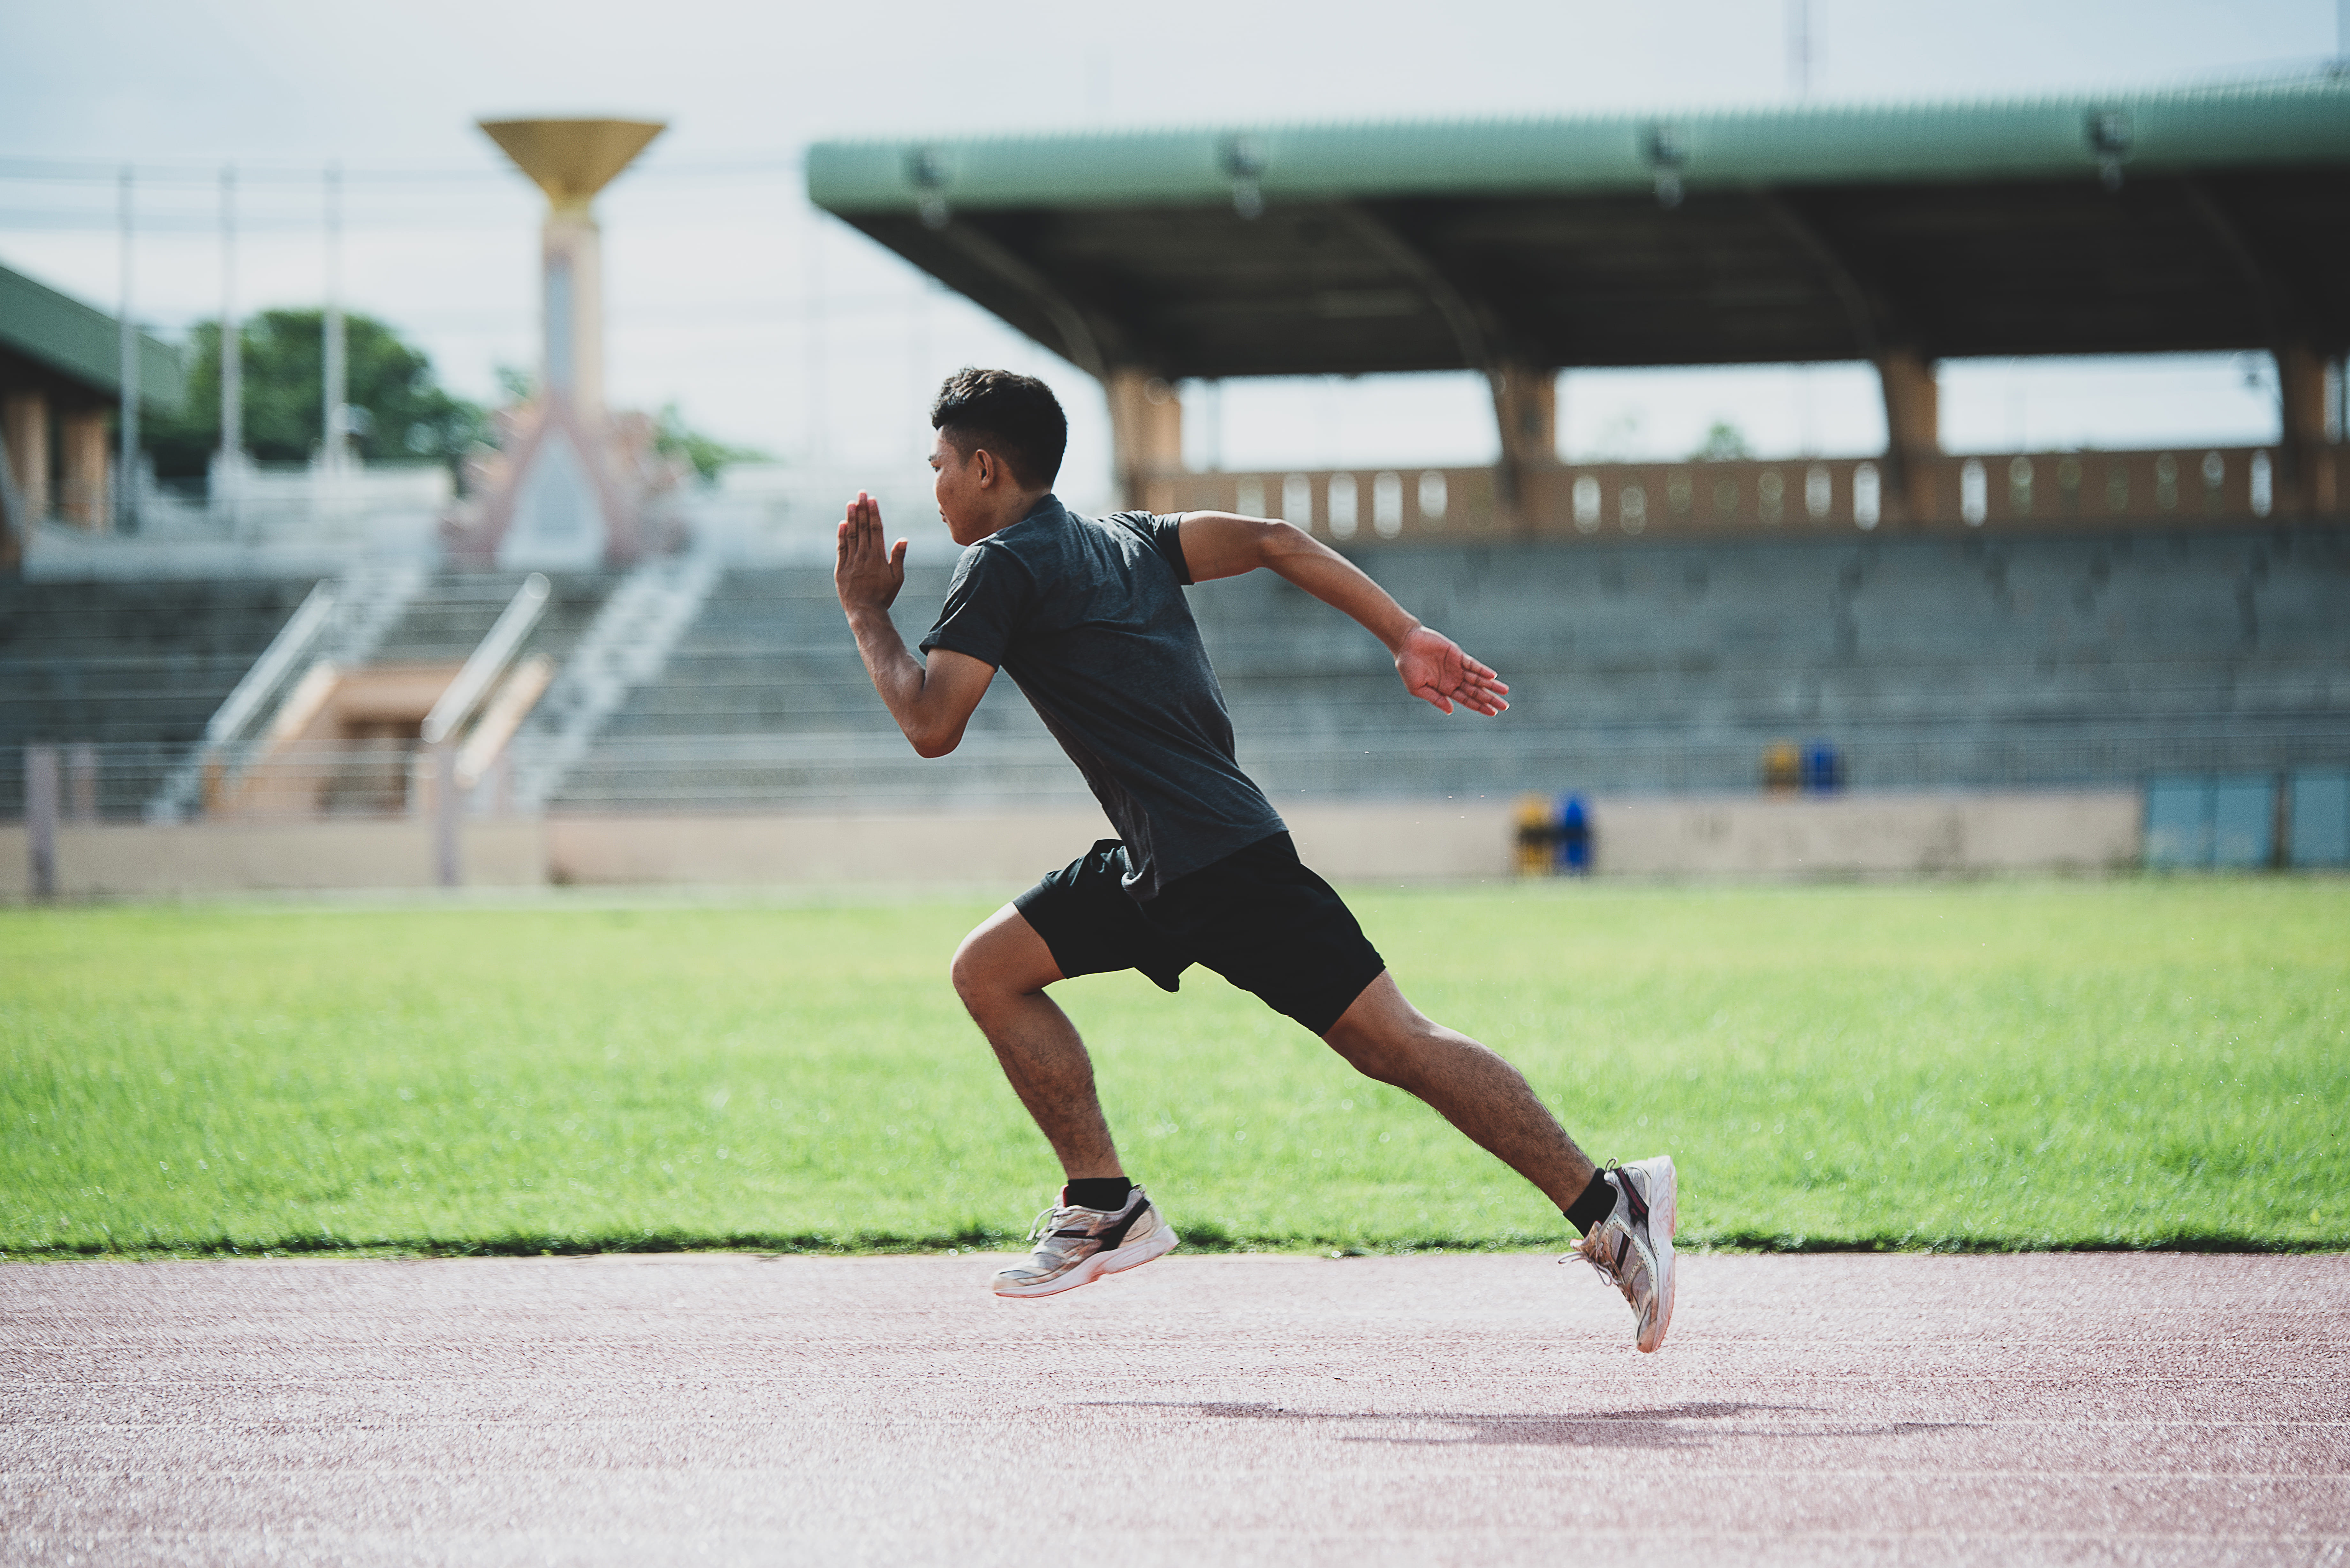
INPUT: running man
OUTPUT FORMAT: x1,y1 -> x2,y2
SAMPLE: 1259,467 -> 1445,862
835,368 -> 1677,1351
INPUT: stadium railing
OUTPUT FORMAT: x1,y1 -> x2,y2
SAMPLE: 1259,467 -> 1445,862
1152,446 -> 2330,542
12,728 -> 2350,822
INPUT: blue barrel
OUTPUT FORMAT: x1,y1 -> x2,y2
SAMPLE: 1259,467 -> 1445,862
1556,793 -> 1592,874
1802,742 -> 1844,794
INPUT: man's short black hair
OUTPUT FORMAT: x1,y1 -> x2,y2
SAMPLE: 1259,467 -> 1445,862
931,368 -> 1067,490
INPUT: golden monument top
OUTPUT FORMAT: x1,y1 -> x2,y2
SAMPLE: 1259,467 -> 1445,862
478,118 -> 666,210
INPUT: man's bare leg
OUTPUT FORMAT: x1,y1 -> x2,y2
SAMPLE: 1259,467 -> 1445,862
1321,971 -> 1596,1210
1327,971 -> 1676,1351
953,904 -> 1179,1300
950,904 -> 1124,1180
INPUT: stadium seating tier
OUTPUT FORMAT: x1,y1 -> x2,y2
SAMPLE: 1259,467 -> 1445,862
545,526 -> 2350,809
6,527 -> 2344,818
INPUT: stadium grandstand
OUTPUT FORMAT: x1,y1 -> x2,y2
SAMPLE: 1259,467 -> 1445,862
1,260 -> 185,567
7,78 -> 2350,891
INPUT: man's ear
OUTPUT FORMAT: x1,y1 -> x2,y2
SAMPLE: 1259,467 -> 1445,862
972,448 -> 998,489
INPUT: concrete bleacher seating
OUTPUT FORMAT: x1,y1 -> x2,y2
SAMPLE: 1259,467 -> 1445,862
369,570 -> 616,670
547,564 -> 1079,810
9,524 -> 2344,820
1198,526 -> 2350,795
0,577 -> 317,817
1,570 -> 618,818
546,523 -> 2350,810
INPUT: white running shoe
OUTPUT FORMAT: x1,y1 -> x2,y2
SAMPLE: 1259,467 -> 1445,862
990,1185 -> 1179,1299
1572,1156 -> 1678,1353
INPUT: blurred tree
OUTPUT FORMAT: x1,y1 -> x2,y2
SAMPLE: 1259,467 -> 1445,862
1589,408 -> 1645,463
1692,420 -> 1754,462
655,402 -> 769,483
144,310 -> 488,481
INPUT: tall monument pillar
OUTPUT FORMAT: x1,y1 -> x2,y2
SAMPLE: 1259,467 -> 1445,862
479,119 -> 662,419
449,119 -> 678,570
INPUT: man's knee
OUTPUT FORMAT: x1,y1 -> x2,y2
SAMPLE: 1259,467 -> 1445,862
951,904 -> 1060,1012
1322,975 -> 1446,1086
949,928 -> 1008,1011
949,931 -> 985,1006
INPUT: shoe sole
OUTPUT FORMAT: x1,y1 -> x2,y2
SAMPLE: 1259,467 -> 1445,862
1639,1157 -> 1678,1353
992,1225 -> 1181,1300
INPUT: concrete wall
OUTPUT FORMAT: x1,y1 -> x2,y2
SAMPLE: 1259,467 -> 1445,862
0,818 -> 547,899
1288,800 -> 1517,882
544,809 -> 1117,888
540,800 -> 1520,888
1586,791 -> 2141,878
2,791 -> 2141,900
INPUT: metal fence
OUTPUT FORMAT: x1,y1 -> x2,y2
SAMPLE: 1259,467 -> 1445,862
5,740 -> 521,824
11,723 -> 2350,823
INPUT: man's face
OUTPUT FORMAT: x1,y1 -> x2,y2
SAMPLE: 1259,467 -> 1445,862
929,432 -> 989,546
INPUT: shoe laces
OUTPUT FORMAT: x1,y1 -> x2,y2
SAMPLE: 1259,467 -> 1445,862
1574,1223 -> 1649,1306
1024,1205 -> 1094,1256
1564,1167 -> 1649,1304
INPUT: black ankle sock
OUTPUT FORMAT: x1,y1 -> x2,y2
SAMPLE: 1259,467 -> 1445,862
1564,1171 -> 1616,1237
1064,1177 -> 1134,1212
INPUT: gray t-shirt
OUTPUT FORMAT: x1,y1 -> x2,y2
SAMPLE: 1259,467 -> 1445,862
919,495 -> 1286,901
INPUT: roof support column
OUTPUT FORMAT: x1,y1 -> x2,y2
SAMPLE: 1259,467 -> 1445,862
59,410 -> 109,531
1490,362 -> 1557,529
4,393 -> 49,517
2276,343 -> 2335,516
0,414 -> 24,573
1877,350 -> 1939,524
1107,370 -> 1183,514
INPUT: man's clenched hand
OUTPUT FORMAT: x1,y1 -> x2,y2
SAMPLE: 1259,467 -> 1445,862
835,491 -> 907,614
1395,624 -> 1509,716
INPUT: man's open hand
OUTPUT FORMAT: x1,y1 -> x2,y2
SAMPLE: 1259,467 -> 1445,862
835,491 -> 907,614
1396,624 -> 1509,716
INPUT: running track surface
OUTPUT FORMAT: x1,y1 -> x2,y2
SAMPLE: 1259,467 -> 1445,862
4,1252 -> 2344,1566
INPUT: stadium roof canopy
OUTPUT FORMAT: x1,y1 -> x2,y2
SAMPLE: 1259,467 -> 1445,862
806,77 -> 2350,380
0,260 -> 185,412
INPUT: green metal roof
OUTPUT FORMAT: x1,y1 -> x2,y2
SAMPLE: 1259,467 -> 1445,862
808,76 -> 2350,214
0,259 -> 186,412
807,75 -> 2350,378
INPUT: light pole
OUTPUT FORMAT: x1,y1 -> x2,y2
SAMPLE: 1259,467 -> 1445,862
116,164 -> 138,533
322,162 -> 347,472
217,163 -> 244,524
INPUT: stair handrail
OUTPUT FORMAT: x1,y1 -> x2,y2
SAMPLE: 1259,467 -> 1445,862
421,573 -> 550,746
143,564 -> 429,822
202,580 -> 339,749
505,547 -> 723,811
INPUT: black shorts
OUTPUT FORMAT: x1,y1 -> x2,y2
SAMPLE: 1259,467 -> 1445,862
1013,832 -> 1387,1037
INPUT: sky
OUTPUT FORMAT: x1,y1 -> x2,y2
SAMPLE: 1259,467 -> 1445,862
0,0 -> 2336,514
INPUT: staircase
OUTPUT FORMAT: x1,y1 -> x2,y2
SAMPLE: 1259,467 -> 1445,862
507,548 -> 729,810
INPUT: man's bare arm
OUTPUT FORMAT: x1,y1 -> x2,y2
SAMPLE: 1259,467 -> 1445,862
1177,511 -> 1509,716
834,490 -> 996,756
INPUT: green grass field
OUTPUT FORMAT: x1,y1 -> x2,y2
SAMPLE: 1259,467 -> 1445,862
2,879 -> 2343,1259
